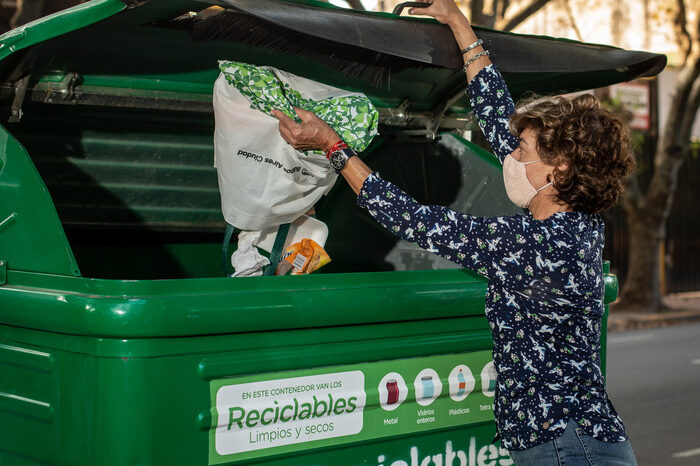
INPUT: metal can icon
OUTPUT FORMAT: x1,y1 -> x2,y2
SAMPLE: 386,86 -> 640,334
421,376 -> 434,400
386,379 -> 399,405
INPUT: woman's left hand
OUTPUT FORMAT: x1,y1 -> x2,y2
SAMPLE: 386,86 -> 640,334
272,107 -> 341,152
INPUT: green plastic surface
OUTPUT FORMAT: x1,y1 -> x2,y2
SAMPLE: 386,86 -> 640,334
0,125 -> 80,276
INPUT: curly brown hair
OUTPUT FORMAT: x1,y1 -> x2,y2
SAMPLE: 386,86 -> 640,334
509,94 -> 635,214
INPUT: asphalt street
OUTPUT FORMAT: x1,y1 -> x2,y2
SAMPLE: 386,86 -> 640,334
606,322 -> 700,466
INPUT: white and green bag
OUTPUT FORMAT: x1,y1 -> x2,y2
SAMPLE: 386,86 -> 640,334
213,61 -> 379,230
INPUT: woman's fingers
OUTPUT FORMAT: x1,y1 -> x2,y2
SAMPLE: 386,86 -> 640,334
272,109 -> 300,143
293,106 -> 314,120
410,0 -> 432,10
408,0 -> 463,25
272,109 -> 297,131
272,108 -> 333,151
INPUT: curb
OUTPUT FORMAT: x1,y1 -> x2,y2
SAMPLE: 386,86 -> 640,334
607,308 -> 700,332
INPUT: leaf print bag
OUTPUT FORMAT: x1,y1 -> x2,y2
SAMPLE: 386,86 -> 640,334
214,61 -> 379,230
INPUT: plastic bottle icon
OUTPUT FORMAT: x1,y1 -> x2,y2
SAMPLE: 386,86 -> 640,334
421,376 -> 434,400
457,369 -> 466,396
386,379 -> 399,405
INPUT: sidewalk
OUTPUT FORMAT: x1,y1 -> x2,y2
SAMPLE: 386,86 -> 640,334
607,291 -> 700,332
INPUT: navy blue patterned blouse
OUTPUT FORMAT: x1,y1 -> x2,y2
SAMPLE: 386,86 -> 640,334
356,65 -> 628,451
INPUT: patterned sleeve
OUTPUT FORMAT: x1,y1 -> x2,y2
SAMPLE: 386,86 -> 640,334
466,65 -> 519,164
357,172 -> 524,282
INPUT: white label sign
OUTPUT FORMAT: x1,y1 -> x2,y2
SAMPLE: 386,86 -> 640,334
610,83 -> 650,130
214,370 -> 365,455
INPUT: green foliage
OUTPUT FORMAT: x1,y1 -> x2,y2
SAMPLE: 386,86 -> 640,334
690,139 -> 700,159
219,61 -> 379,152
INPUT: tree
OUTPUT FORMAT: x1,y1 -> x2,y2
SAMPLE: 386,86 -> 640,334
458,0 -> 556,30
618,0 -> 700,311
347,0 -> 555,31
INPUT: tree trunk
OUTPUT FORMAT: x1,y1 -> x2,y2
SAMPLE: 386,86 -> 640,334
345,0 -> 365,10
471,0 -> 495,27
618,50 -> 700,311
618,207 -> 664,311
496,0 -> 554,31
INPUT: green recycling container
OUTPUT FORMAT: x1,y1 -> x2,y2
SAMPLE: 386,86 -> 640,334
0,0 -> 655,464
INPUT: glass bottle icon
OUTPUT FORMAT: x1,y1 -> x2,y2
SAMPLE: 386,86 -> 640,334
457,369 -> 466,396
386,379 -> 399,405
421,376 -> 434,400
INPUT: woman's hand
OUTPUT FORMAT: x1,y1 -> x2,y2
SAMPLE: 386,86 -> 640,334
272,107 -> 341,153
408,0 -> 469,29
410,0 -> 487,81
272,107 -> 372,194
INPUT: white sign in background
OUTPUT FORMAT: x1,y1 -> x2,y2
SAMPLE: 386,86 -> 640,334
609,82 -> 650,131
215,371 -> 366,455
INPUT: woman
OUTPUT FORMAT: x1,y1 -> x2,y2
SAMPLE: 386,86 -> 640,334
272,1 -> 637,464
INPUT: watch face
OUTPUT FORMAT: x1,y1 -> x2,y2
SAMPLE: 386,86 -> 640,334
330,151 -> 347,171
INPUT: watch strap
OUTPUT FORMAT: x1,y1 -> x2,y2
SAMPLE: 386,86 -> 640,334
326,140 -> 348,159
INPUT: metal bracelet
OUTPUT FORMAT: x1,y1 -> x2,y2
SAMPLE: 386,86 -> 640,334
460,39 -> 483,55
462,50 -> 491,71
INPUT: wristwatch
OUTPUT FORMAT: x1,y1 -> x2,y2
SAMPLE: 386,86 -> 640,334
329,147 -> 356,173
326,141 -> 356,173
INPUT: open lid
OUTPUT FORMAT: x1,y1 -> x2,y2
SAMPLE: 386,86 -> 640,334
185,0 -> 666,135
210,0 -> 665,79
0,0 -> 666,119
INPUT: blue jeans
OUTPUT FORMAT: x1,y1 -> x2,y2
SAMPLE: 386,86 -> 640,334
508,419 -> 638,466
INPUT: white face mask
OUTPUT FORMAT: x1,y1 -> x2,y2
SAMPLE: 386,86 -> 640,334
503,154 -> 553,208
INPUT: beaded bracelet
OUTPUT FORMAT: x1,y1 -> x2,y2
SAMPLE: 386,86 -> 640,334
460,39 -> 483,55
463,50 -> 491,71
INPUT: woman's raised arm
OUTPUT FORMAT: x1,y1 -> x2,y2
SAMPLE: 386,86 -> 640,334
410,0 -> 518,163
408,0 -> 491,82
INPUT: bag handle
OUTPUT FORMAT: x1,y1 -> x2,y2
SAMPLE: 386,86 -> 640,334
222,223 -> 239,276
222,223 -> 291,277
264,223 -> 291,276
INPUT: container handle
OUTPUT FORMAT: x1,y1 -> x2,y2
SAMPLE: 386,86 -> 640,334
392,2 -> 430,16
